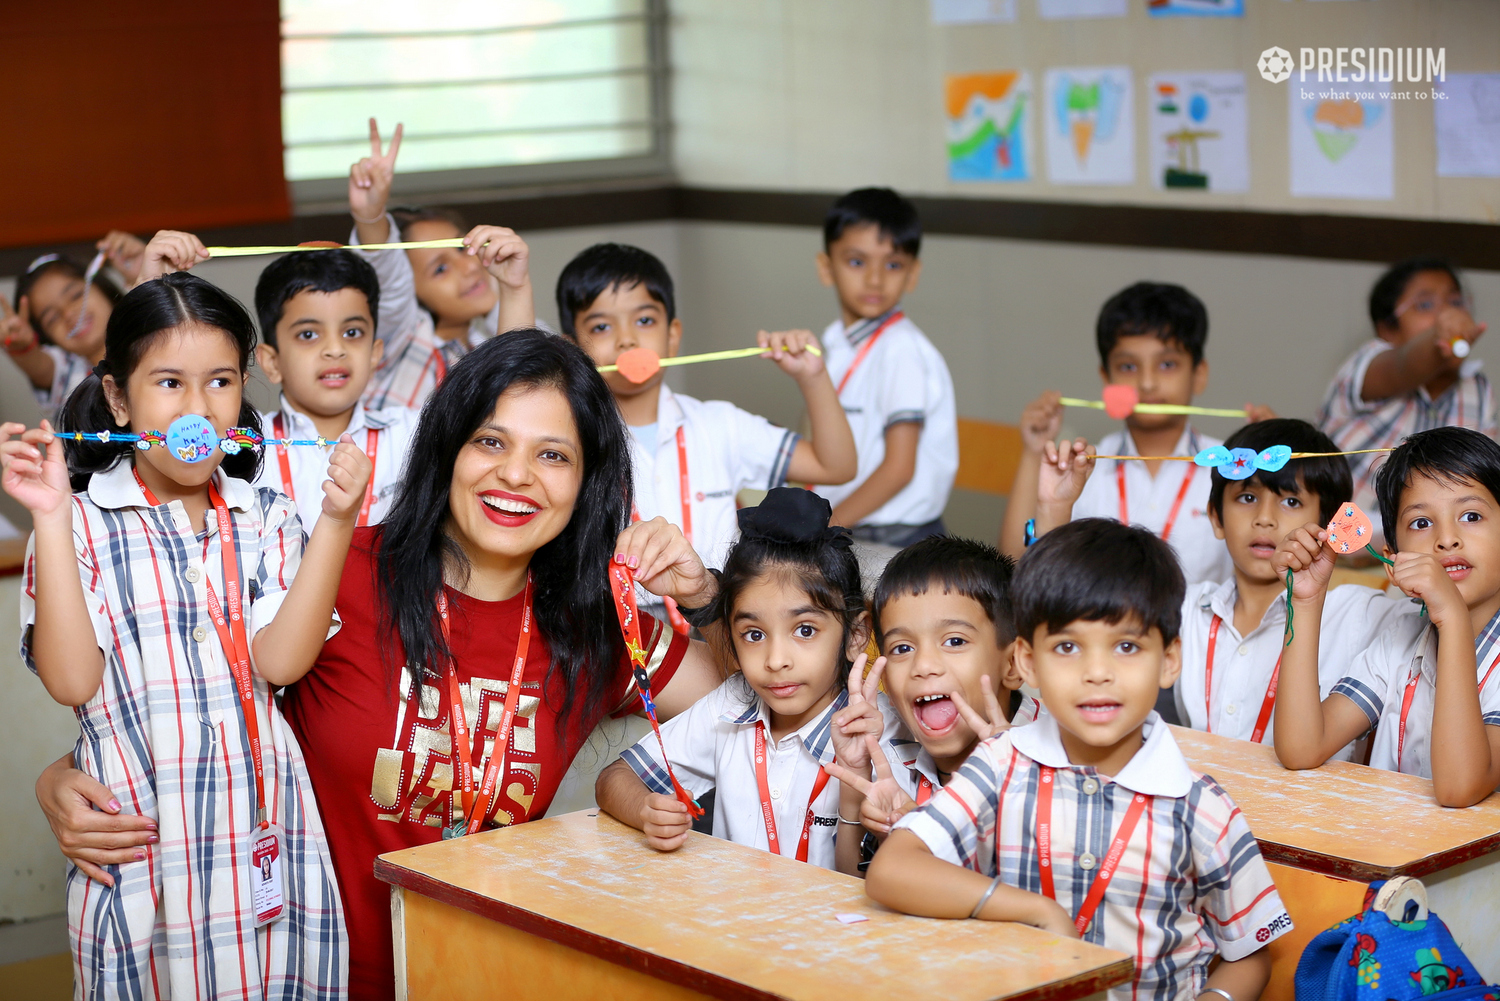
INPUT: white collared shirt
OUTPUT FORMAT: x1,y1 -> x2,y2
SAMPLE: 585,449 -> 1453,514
1332,614 -> 1500,777
628,384 -> 799,571
814,310 -> 958,527
620,677 -> 900,871
1175,579 -> 1418,757
896,712 -> 1291,998
254,395 -> 418,532
1073,426 -> 1233,586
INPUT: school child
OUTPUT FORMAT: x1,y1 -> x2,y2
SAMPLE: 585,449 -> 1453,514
595,488 -> 893,874
346,119 -> 537,409
866,519 -> 1290,999
1318,257 -> 1493,547
2,232 -> 145,421
252,248 -> 418,531
813,188 -> 958,546
1,233 -> 370,998
824,536 -> 1038,835
1002,283 -> 1266,585
557,243 -> 856,572
1274,426 -> 1500,808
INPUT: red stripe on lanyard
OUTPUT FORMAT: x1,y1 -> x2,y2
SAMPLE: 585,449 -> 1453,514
754,721 -> 831,862
1203,615 -> 1281,743
835,311 -> 904,396
1035,765 -> 1151,935
356,427 -> 379,527
136,470 -> 267,828
272,415 -> 294,504
916,774 -> 933,806
1397,648 -> 1500,768
628,428 -> 694,636
1116,458 -> 1197,543
273,417 -> 380,528
438,574 -> 533,835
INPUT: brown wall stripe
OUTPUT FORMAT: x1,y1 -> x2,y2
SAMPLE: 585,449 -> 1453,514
3,185 -> 1496,278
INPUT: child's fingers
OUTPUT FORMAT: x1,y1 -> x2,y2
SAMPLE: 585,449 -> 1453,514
862,655 -> 887,703
385,121 -> 404,163
980,673 -> 1005,725
865,735 -> 893,780
846,652 -> 868,702
949,689 -> 995,738
644,830 -> 689,852
821,759 -> 871,796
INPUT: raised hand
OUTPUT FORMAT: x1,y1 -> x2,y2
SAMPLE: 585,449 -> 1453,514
462,225 -> 531,292
1389,551 -> 1467,629
948,674 -> 1010,743
349,118 -> 403,227
97,231 -> 147,285
1018,391 -> 1063,453
1272,524 -> 1337,603
1038,437 -> 1095,509
613,517 -> 714,610
641,791 -> 691,851
0,296 -> 35,355
823,734 -> 917,835
757,329 -> 825,381
320,433 -> 375,523
136,231 -> 209,284
830,653 -> 887,771
1244,404 -> 1278,423
1,421 -> 72,523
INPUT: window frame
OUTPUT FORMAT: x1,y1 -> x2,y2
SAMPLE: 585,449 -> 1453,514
282,0 -> 672,213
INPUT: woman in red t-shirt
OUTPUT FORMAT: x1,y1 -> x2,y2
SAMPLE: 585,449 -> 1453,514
36,329 -> 725,1000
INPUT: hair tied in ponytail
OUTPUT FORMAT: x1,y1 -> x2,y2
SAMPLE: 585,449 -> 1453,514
91,360 -> 108,380
736,487 -> 852,549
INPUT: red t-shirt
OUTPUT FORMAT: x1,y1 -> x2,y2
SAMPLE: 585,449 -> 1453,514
281,528 -> 686,1001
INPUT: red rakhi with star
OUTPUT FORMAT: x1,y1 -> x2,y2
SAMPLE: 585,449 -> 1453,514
609,563 -> 704,819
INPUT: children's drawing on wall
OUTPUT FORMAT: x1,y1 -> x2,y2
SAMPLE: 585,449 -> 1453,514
1289,87 -> 1393,199
1148,73 -> 1249,192
1037,0 -> 1126,17
1434,74 -> 1500,178
1147,0 -> 1243,15
946,72 -> 1033,182
1044,66 -> 1133,185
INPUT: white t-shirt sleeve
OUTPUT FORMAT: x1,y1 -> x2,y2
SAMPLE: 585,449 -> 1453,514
874,335 -> 932,429
723,403 -> 800,491
1329,621 -> 1413,728
247,490 -> 340,661
618,679 -> 728,799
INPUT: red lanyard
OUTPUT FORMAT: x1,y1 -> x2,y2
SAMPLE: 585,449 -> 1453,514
1396,648 -> 1500,768
915,774 -> 934,806
1036,766 -> 1151,935
1115,456 -> 1196,543
835,311 -> 904,395
1203,615 -> 1282,744
135,470 -> 268,829
754,721 -> 831,861
628,427 -> 693,636
271,414 -> 380,527
437,574 -> 533,835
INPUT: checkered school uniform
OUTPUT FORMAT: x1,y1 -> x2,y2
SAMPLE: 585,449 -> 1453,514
1073,427 -> 1233,587
19,462 -> 346,1000
1330,609 -> 1500,777
34,344 -> 92,421
1318,339 -> 1497,539
630,384 -> 799,571
880,696 -> 1042,800
1174,579 -> 1418,758
254,394 -> 418,532
814,308 -> 958,533
350,215 -> 501,411
622,677 -> 893,871
895,712 -> 1290,1001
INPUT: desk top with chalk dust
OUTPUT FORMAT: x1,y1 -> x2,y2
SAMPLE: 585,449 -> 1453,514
376,809 -> 1131,1001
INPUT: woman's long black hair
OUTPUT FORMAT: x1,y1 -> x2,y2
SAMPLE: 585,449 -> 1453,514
375,328 -> 632,726
57,272 -> 262,492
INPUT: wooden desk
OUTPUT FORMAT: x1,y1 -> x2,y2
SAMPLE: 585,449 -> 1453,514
1174,727 -> 1500,998
376,810 -> 1133,1001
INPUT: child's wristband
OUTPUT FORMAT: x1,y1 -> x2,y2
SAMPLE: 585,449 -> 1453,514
969,875 -> 1003,919
1024,518 -> 1037,548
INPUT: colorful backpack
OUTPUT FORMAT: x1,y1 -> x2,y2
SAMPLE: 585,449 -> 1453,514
1296,877 -> 1498,1001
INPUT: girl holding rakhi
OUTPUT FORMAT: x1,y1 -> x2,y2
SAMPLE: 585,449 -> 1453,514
3,250 -> 372,998
38,329 -> 726,1001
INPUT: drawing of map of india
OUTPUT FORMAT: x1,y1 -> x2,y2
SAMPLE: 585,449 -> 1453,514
946,71 -> 1033,181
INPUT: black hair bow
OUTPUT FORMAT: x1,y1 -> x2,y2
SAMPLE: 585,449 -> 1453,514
737,487 -> 852,548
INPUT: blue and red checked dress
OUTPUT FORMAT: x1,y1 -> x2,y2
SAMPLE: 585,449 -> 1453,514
20,462 -> 346,1000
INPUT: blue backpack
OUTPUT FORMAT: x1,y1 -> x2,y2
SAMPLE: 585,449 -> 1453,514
1296,877 -> 1497,1001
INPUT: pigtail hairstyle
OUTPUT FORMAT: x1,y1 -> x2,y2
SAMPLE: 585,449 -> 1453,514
374,329 -> 632,728
709,487 -> 867,686
57,272 -> 262,492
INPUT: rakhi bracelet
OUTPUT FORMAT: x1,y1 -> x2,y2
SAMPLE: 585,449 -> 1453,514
58,416 -> 341,463
1091,444 -> 1398,482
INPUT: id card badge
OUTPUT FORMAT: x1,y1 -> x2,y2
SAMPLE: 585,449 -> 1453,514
252,824 -> 287,927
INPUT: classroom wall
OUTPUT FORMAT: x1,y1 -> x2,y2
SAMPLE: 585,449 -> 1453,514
668,0 -> 1500,223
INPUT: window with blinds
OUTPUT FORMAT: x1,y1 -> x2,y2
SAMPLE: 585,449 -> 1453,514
280,0 -> 665,193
